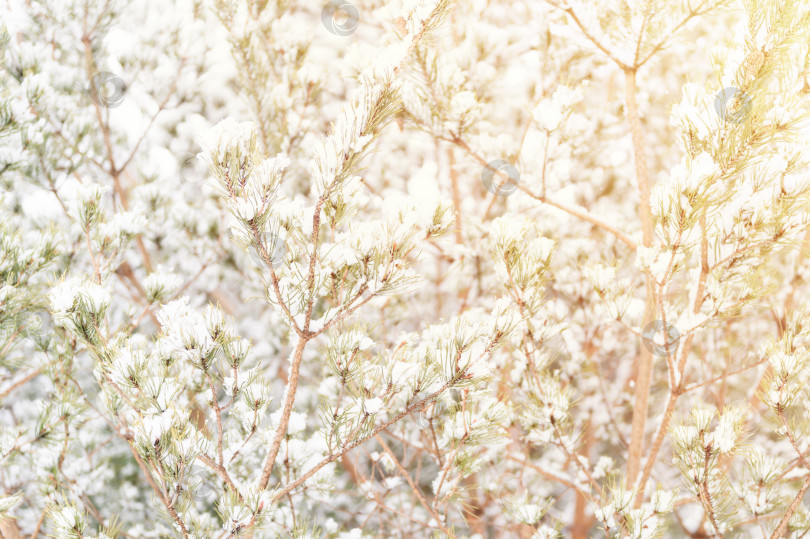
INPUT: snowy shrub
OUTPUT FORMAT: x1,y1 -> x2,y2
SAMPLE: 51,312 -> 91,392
2,0 -> 810,537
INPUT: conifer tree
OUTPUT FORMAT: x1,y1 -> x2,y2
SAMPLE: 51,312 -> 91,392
2,0 -> 810,537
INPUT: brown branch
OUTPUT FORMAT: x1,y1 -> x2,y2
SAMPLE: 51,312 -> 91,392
376,434 -> 454,537
544,1 -> 631,70
771,474 -> 810,539
520,185 -> 637,250
269,342 -> 499,506
624,65 -> 656,488
634,214 -> 711,507
256,335 -> 309,491
448,134 -> 637,250
0,368 -> 43,400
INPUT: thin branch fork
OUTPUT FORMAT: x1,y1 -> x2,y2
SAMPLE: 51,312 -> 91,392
376,434 -> 455,537
253,2 -> 450,498
447,133 -> 638,250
